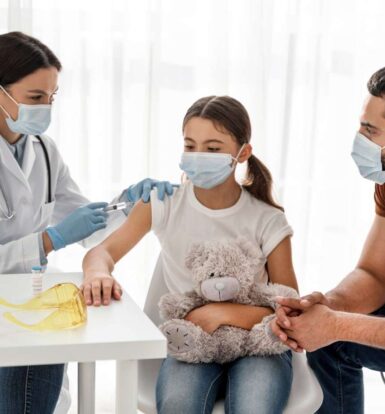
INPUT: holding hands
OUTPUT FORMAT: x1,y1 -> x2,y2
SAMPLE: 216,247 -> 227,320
271,291 -> 339,352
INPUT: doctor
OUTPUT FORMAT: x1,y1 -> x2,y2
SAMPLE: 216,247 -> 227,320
0,31 -> 173,414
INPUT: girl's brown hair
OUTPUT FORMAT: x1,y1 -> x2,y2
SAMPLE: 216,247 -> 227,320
182,95 -> 283,211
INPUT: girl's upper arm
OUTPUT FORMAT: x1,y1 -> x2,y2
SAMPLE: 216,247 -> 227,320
101,200 -> 152,263
266,236 -> 299,292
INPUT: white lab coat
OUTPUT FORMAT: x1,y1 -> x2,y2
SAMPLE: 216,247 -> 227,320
0,134 -> 127,413
0,134 -> 126,274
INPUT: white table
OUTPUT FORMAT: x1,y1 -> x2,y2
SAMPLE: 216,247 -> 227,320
0,272 -> 166,414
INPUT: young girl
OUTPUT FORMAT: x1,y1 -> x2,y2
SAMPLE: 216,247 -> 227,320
82,96 -> 299,414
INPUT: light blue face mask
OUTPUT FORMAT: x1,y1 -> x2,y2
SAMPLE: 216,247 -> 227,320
0,85 -> 51,135
179,144 -> 245,189
351,132 -> 385,184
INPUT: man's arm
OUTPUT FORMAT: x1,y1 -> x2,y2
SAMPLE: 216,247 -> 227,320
326,215 -> 385,313
276,215 -> 385,314
338,312 -> 385,349
272,215 -> 385,350
82,200 -> 152,306
282,304 -> 385,352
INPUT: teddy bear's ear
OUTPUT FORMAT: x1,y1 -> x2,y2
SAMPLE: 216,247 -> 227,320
235,236 -> 261,259
185,243 -> 206,270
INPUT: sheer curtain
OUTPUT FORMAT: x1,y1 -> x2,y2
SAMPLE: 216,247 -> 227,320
2,0 -> 384,412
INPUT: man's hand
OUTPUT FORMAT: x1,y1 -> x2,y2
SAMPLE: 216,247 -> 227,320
275,291 -> 332,327
272,291 -> 333,351
282,304 -> 339,352
81,272 -> 123,306
270,306 -> 303,352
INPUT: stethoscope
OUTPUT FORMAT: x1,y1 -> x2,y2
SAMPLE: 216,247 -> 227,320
0,135 -> 52,221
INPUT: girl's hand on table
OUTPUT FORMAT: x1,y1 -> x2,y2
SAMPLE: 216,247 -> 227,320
81,272 -> 122,306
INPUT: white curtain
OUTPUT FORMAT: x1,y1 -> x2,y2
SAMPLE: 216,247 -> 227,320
2,0 -> 384,411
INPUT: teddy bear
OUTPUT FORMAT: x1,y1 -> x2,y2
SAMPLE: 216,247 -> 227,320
158,238 -> 299,364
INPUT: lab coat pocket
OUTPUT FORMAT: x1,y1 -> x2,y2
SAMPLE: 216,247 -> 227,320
39,200 -> 56,227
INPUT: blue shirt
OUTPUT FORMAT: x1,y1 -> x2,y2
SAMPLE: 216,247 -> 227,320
2,134 -> 28,167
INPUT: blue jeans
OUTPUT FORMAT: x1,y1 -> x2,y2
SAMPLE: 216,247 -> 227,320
156,352 -> 292,414
0,364 -> 64,414
307,305 -> 385,414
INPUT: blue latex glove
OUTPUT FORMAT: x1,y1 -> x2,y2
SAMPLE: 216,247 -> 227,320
125,178 -> 177,203
46,202 -> 108,250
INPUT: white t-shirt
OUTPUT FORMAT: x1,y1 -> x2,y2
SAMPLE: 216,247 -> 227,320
151,181 -> 293,294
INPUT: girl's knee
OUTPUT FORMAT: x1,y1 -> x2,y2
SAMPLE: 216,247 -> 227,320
157,392 -> 200,414
244,352 -> 293,381
227,354 -> 292,413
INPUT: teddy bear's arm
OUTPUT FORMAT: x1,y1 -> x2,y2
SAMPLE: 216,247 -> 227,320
244,283 -> 299,356
159,290 -> 207,321
249,282 -> 299,310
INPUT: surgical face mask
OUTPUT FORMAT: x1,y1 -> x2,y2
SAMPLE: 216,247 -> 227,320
179,144 -> 245,189
0,283 -> 87,331
0,85 -> 51,135
351,132 -> 385,184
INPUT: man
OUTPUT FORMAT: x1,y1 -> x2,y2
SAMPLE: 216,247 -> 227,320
271,67 -> 385,414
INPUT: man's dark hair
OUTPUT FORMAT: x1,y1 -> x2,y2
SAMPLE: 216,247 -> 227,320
367,67 -> 385,97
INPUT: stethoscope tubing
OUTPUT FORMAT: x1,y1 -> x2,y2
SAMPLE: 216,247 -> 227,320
0,135 -> 52,221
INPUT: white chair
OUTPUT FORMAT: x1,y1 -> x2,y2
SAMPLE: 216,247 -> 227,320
138,256 -> 323,414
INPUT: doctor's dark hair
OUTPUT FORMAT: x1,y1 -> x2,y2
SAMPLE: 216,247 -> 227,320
182,96 -> 283,212
0,31 -> 61,87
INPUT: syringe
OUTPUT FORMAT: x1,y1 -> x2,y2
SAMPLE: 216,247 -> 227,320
103,201 -> 134,213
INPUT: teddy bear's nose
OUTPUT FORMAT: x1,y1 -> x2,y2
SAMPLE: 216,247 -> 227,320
215,282 -> 225,291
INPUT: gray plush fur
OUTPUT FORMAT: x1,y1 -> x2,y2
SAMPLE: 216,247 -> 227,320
159,238 -> 299,364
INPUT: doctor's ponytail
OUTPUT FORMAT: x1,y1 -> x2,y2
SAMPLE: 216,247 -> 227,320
183,95 -> 283,212
0,32 -> 61,87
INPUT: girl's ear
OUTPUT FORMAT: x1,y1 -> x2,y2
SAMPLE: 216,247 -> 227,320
238,143 -> 252,164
